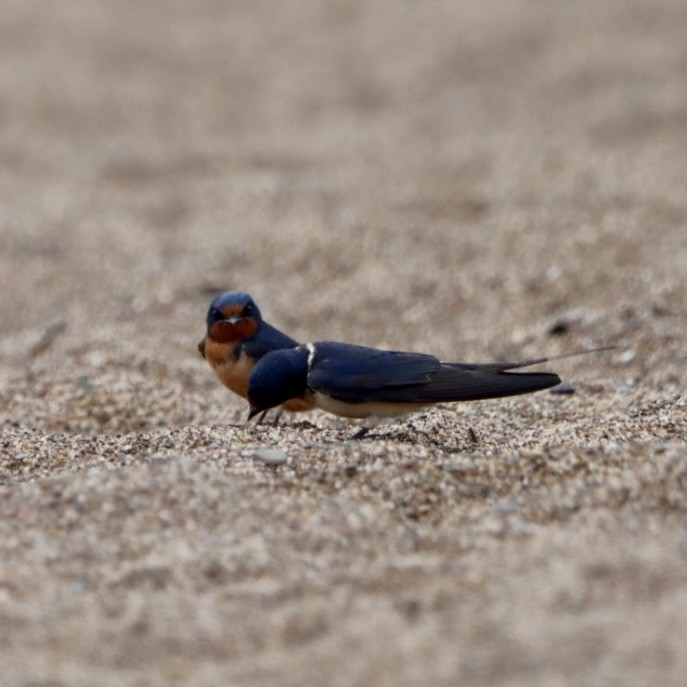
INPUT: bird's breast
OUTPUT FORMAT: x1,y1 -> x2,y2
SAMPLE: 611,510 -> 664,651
203,339 -> 254,399
282,397 -> 317,412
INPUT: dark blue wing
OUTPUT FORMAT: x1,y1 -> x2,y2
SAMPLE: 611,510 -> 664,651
307,342 -> 560,404
307,342 -> 442,402
386,364 -> 561,402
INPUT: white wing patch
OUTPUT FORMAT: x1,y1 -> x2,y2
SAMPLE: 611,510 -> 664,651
305,343 -> 316,371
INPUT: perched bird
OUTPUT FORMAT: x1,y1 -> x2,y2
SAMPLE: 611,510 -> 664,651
198,291 -> 314,417
247,341 -> 601,429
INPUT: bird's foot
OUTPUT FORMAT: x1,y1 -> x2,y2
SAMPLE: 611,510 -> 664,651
350,426 -> 370,440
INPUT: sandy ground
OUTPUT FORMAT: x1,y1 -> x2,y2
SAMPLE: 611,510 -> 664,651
1,1 -> 686,685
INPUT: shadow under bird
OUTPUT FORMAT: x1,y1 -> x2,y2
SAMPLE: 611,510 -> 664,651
247,341 -> 608,426
198,291 -> 314,417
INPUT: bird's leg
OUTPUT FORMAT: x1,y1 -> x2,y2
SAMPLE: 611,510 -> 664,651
349,416 -> 380,440
246,408 -> 262,424
246,408 -> 284,426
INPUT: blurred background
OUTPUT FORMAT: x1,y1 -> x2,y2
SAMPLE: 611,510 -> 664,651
1,4 -> 687,686
0,0 -> 685,430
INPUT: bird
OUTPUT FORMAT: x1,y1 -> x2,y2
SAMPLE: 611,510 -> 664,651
246,340 -> 607,433
198,291 -> 314,419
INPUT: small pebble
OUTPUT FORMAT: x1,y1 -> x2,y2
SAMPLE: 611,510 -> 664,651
618,349 -> 635,364
548,318 -> 570,336
550,382 -> 576,395
252,448 -> 288,465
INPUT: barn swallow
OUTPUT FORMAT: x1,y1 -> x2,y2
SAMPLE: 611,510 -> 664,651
198,291 -> 314,418
246,341 -> 607,428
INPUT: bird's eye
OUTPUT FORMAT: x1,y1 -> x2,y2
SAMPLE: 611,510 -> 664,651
242,303 -> 254,317
210,307 -> 224,322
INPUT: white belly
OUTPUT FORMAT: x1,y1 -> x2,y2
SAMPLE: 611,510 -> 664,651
313,392 -> 426,419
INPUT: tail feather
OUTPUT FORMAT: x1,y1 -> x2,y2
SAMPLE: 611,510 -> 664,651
449,345 -> 615,374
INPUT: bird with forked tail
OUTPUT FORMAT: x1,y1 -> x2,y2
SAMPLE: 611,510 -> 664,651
246,341 -> 611,434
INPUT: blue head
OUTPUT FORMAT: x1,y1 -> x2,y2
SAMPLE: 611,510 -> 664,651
247,346 -> 310,417
205,291 -> 263,343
